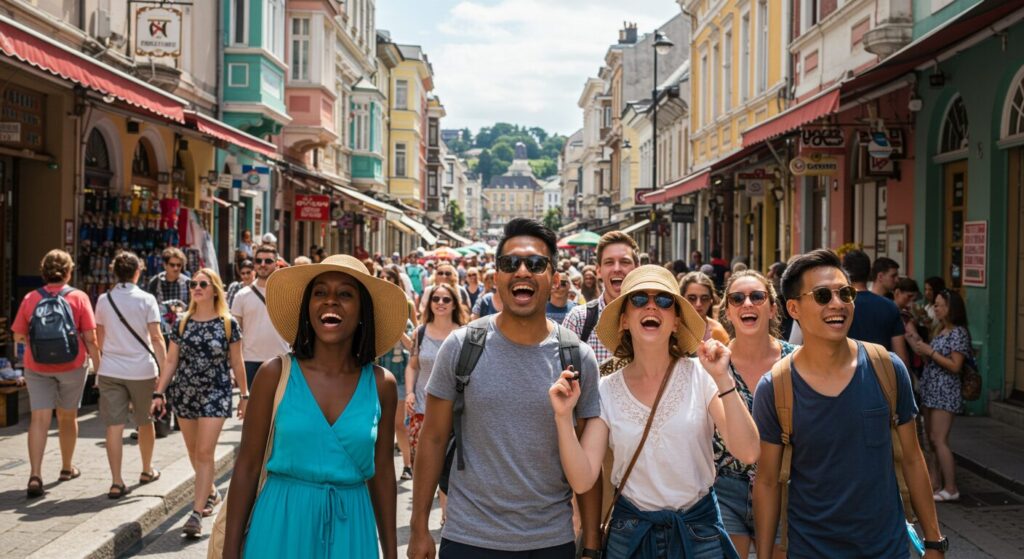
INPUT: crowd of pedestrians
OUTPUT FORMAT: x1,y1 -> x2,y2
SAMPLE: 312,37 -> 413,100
8,217 -> 972,558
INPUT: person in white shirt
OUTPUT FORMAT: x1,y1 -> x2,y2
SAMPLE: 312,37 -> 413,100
231,245 -> 290,387
95,251 -> 167,499
548,265 -> 759,558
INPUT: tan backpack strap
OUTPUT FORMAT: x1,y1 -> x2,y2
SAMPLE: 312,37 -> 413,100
600,358 -> 677,547
257,354 -> 292,492
863,342 -> 916,523
770,352 -> 796,552
224,315 -> 232,340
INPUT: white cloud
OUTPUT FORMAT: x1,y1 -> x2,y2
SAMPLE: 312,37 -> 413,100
426,0 -> 682,135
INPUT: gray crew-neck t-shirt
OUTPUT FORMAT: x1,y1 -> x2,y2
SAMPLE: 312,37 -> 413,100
413,332 -> 444,415
426,318 -> 601,551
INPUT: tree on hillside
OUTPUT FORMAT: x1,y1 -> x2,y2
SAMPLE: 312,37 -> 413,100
447,200 -> 466,233
530,159 -> 559,179
543,207 -> 562,232
530,127 -> 548,144
476,149 -> 494,185
492,142 -> 515,163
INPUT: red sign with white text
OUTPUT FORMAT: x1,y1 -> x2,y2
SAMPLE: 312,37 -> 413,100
963,221 -> 987,287
295,194 -> 330,221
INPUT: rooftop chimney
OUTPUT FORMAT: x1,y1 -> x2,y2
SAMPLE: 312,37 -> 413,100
618,22 -> 638,45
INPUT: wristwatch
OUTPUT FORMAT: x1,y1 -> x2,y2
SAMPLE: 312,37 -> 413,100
924,537 -> 949,551
581,549 -> 602,559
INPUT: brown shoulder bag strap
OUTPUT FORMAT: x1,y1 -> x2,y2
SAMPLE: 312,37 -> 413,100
600,358 -> 677,547
769,351 -> 796,552
863,342 -> 916,523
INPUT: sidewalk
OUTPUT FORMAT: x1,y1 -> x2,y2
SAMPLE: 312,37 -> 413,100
0,403 -> 242,559
951,415 -> 1024,495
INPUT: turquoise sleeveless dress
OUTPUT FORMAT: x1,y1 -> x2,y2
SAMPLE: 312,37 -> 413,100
244,358 -> 381,558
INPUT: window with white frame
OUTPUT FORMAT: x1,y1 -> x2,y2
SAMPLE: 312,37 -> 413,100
741,13 -> 751,102
1005,68 -> 1024,139
723,31 -> 733,112
353,101 -> 370,151
265,0 -> 285,60
428,172 -> 438,196
395,143 -> 407,177
801,0 -> 819,34
446,164 -> 454,185
701,53 -> 709,127
290,18 -> 310,81
712,44 -> 720,119
757,1 -> 769,94
604,106 -> 612,128
395,80 -> 408,109
232,0 -> 247,45
940,96 -> 969,153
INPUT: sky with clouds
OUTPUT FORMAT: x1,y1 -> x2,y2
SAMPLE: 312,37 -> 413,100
377,0 -> 683,136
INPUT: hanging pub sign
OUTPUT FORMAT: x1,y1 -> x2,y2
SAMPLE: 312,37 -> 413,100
135,7 -> 183,57
800,127 -> 845,150
738,168 -> 771,196
0,85 -> 45,150
295,194 -> 331,221
789,153 -> 838,176
857,129 -> 905,159
671,203 -> 695,223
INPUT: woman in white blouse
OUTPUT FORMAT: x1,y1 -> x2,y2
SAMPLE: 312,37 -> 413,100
549,265 -> 759,558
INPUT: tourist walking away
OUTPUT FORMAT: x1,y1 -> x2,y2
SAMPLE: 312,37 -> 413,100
151,269 -> 246,538
870,257 -> 901,298
563,231 -> 639,374
842,250 -> 911,367
379,266 -> 415,479
548,264 -> 755,559
95,251 -> 167,499
226,259 -> 255,307
222,255 -> 402,559
147,246 -> 191,306
752,249 -> 946,558
407,255 -> 427,300
680,272 -> 730,345
712,270 -> 795,557
906,289 -> 972,503
12,249 -> 101,498
231,245 -> 290,388
408,218 -> 601,559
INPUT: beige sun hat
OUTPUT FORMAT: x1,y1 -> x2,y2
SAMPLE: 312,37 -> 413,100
266,254 -> 407,358
595,265 -> 707,357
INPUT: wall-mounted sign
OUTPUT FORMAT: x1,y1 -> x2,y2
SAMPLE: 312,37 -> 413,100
671,203 -> 695,223
295,194 -> 331,221
0,85 -> 45,149
963,220 -> 987,287
858,129 -> 905,159
635,188 -> 653,205
789,153 -> 838,176
235,165 -> 270,190
135,7 -> 182,58
738,168 -> 772,196
866,131 -> 893,159
800,127 -> 845,150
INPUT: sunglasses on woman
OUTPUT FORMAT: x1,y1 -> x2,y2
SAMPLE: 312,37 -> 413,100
726,290 -> 769,307
496,255 -> 550,274
431,295 -> 453,304
799,285 -> 857,305
629,292 -> 676,310
188,280 -> 211,290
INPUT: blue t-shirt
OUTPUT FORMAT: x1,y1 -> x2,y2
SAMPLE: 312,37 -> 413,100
752,343 -> 917,559
545,301 -> 576,324
847,290 -> 905,350
472,292 -> 498,318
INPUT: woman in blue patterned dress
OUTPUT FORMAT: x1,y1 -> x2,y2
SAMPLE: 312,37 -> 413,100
223,255 -> 405,559
712,270 -> 794,558
906,289 -> 971,502
151,268 -> 246,538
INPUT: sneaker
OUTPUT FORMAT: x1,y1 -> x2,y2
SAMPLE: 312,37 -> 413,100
182,510 -> 203,539
400,467 -> 413,481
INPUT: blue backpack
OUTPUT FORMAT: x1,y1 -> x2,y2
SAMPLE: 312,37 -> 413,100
29,287 -> 80,364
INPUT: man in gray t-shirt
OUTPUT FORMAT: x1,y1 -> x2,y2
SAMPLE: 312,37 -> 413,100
409,218 -> 601,558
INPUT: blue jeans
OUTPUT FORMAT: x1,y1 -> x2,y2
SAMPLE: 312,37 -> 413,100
604,491 -> 738,559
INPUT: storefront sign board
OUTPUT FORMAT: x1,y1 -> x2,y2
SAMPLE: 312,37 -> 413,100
800,127 -> 845,150
0,85 -> 45,149
789,153 -> 838,176
135,7 -> 182,57
296,194 -> 330,221
963,220 -> 987,287
671,203 -> 695,223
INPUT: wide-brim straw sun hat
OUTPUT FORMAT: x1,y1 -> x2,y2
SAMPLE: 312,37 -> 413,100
266,254 -> 407,358
596,265 -> 707,357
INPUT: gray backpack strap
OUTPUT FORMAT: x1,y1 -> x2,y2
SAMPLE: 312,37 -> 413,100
452,316 -> 491,471
555,324 -> 582,375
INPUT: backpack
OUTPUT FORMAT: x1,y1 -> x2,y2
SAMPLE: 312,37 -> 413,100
28,287 -> 80,365
770,341 -> 915,552
579,299 -> 601,342
178,313 -> 233,339
441,316 -> 583,487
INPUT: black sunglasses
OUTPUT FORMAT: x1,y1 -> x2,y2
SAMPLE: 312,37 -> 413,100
431,295 -> 453,304
629,292 -> 676,310
255,258 -> 276,265
188,280 -> 211,290
496,255 -> 550,274
726,290 -> 769,307
800,285 -> 857,305
436,271 -> 454,277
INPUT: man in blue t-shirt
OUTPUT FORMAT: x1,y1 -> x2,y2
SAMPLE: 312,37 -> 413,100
842,250 -> 911,367
546,274 -> 576,324
751,249 -> 947,559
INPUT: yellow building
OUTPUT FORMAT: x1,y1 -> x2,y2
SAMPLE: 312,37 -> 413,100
684,0 -> 791,269
388,45 -> 434,209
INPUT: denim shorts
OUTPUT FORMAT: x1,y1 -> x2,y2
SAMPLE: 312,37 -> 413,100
714,473 -> 754,537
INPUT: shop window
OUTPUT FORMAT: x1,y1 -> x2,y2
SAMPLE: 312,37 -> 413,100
940,96 -> 969,154
1005,68 -> 1024,139
132,140 -> 157,179
85,129 -> 111,178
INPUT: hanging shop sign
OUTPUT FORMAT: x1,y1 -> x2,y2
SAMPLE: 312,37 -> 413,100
858,129 -> 905,159
235,165 -> 270,191
800,127 -> 845,150
963,220 -> 987,287
738,168 -> 771,196
635,188 -> 653,205
0,85 -> 45,149
671,203 -> 695,223
135,7 -> 183,57
295,194 -> 331,221
789,153 -> 838,176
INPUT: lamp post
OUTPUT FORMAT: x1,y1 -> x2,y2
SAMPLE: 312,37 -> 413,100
651,30 -> 673,262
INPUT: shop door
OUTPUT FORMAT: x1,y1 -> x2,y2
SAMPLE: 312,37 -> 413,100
0,157 -> 14,360
811,178 -> 827,249
943,161 -> 968,292
217,203 -> 231,279
1010,148 -> 1024,397
854,182 -> 887,260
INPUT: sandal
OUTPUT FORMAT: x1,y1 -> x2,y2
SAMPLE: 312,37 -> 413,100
26,476 -> 44,499
202,489 -> 222,517
107,483 -> 130,499
139,469 -> 161,484
58,466 -> 81,482
182,510 -> 203,538
933,489 -> 961,502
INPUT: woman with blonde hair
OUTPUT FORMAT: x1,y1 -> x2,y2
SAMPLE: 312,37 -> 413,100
548,266 -> 757,557
418,261 -> 470,318
151,268 -> 246,538
680,271 -> 731,344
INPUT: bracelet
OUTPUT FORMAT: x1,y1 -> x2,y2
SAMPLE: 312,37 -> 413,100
152,392 -> 165,400
718,385 -> 738,399
240,394 -> 249,400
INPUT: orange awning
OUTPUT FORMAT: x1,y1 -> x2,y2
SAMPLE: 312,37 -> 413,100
643,170 -> 711,204
741,87 -> 840,148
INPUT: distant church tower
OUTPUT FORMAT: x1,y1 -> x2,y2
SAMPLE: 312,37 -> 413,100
507,141 -> 534,177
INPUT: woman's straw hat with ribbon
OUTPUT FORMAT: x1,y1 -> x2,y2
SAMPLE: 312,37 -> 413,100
266,254 -> 407,357
595,265 -> 707,356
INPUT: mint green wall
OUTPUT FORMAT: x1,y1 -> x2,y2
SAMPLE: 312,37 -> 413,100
913,0 -> 983,38
912,24 -> 1024,412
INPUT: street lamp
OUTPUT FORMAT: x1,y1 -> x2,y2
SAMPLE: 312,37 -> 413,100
651,30 -> 673,262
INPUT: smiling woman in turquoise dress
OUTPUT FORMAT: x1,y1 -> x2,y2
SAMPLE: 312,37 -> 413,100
221,255 -> 407,559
